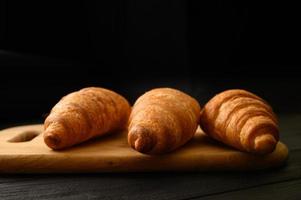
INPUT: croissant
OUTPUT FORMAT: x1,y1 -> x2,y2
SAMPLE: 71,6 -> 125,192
44,87 -> 131,150
128,88 -> 201,154
200,89 -> 279,154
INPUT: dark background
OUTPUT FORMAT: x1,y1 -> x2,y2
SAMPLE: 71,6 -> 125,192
0,1 -> 300,126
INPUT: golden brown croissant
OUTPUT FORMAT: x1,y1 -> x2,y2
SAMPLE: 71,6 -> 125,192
44,87 -> 131,150
128,88 -> 201,154
200,89 -> 279,154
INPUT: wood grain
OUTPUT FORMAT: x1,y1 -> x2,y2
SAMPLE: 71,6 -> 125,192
0,148 -> 299,200
197,179 -> 301,200
0,124 -> 288,173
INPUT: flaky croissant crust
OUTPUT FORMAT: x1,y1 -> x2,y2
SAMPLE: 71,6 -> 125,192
128,88 -> 201,154
200,89 -> 279,154
44,87 -> 131,150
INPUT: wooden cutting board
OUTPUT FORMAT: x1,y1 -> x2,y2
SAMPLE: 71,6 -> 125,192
0,124 -> 288,173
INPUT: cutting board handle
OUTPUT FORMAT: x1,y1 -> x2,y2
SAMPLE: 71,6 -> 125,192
7,130 -> 41,143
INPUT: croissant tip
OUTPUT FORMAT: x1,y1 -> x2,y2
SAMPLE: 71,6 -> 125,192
133,137 -> 152,153
129,126 -> 155,154
44,132 -> 61,150
254,134 -> 277,154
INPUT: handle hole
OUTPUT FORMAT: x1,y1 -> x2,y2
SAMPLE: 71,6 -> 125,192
8,131 -> 41,143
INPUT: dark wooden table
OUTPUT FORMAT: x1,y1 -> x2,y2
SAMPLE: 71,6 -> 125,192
0,113 -> 300,200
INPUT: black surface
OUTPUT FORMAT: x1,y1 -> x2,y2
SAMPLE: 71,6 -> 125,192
1,64 -> 300,125
1,0 -> 301,124
1,1 -> 301,64
0,114 -> 300,200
